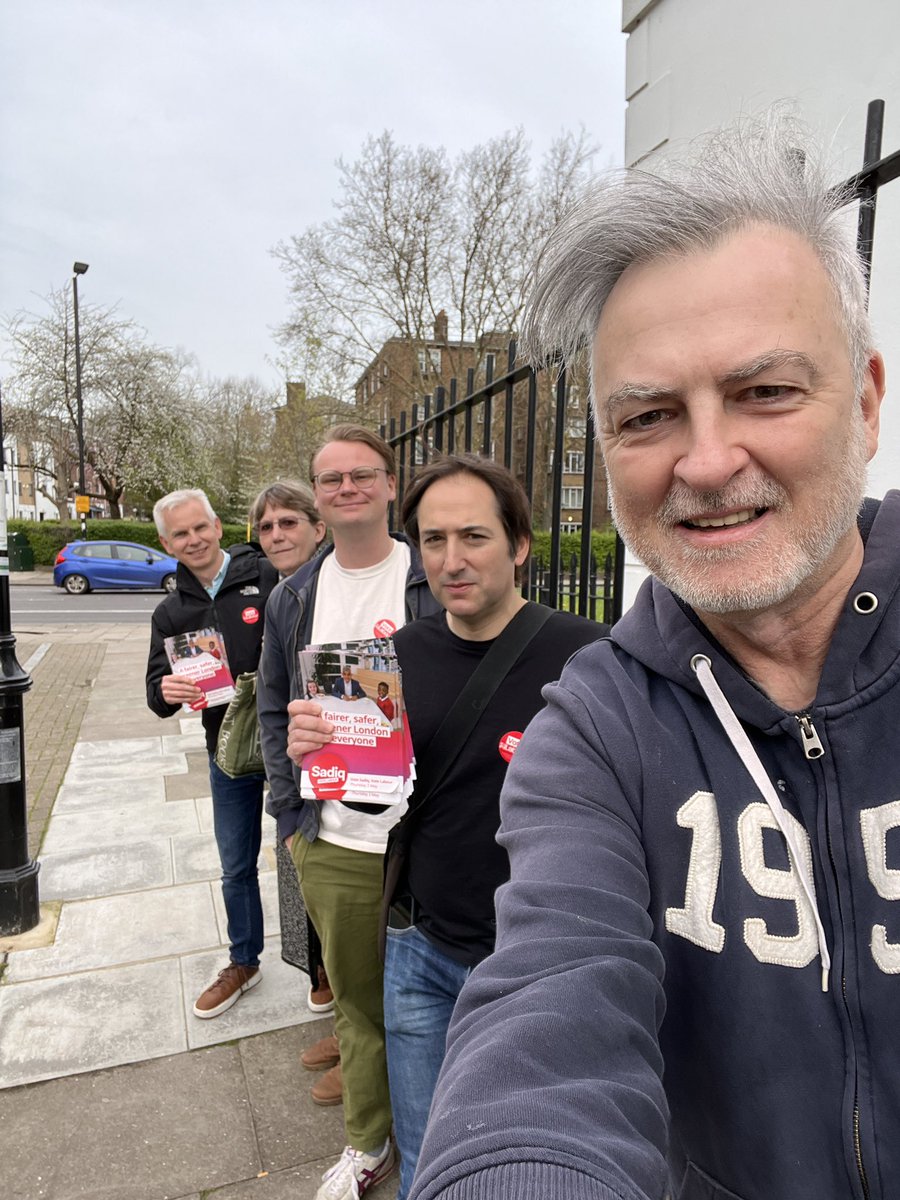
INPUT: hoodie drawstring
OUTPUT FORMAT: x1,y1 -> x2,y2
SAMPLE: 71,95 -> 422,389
690,654 -> 831,993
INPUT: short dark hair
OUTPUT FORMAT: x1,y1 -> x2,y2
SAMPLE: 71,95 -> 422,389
310,424 -> 396,480
402,454 -> 532,559
247,480 -> 321,534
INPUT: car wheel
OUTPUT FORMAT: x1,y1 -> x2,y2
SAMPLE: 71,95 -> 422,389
162,573 -> 177,593
63,573 -> 90,595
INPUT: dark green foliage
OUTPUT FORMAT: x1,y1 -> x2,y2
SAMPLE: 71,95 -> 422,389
530,527 -> 616,569
9,519 -> 251,566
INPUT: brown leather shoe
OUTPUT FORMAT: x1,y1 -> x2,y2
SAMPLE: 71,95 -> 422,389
307,965 -> 335,1013
311,1063 -> 343,1106
192,963 -> 260,1019
300,1033 -> 340,1072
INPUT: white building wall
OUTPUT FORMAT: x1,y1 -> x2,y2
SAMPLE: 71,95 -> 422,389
618,0 -> 900,611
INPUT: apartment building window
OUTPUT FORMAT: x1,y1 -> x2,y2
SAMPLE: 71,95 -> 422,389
562,486 -> 584,509
417,348 -> 442,375
565,450 -> 585,474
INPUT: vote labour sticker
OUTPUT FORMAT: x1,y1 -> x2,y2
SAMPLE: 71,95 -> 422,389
242,606 -> 260,624
498,731 -> 523,763
308,751 -> 349,800
373,618 -> 397,638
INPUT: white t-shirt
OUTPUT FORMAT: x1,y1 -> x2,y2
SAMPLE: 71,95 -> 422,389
311,540 -> 410,646
309,539 -> 411,852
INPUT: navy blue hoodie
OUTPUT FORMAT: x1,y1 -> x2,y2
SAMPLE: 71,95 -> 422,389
412,492 -> 900,1200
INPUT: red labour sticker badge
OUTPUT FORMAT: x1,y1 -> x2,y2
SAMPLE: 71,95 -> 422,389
373,618 -> 397,638
308,751 -> 349,800
242,606 -> 260,624
498,731 -> 523,763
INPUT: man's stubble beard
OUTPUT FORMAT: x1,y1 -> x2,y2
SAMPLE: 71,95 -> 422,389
607,412 -> 870,615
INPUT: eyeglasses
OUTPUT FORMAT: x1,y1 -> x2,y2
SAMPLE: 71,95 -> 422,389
312,467 -> 389,493
257,516 -> 311,535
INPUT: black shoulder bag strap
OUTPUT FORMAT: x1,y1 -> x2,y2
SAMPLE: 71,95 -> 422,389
379,601 -> 554,957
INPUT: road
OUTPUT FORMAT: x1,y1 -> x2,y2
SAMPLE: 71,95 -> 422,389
11,584 -> 164,627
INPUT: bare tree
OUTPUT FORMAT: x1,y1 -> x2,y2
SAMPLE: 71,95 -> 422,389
273,127 -> 596,403
2,287 -> 201,517
192,376 -> 280,521
4,286 -> 120,513
88,344 -> 199,516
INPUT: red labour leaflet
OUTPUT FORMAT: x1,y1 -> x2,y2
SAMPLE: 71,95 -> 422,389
164,626 -> 235,711
297,637 -> 414,805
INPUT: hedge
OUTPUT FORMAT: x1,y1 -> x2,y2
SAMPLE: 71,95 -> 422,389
9,519 -> 251,567
11,517 -> 618,571
530,527 -> 617,569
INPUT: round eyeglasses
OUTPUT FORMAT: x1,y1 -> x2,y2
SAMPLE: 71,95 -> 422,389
257,516 -> 311,535
312,467 -> 389,493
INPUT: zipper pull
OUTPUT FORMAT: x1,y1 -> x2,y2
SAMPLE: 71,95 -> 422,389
797,714 -> 824,760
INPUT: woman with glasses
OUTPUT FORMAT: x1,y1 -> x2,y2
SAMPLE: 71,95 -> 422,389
249,482 -> 326,579
248,481 -> 333,1015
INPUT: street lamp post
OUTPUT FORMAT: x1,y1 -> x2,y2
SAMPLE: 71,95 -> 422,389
72,261 -> 89,538
0,381 -> 37,936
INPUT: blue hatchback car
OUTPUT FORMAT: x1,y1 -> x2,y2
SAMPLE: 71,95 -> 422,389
53,540 -> 179,594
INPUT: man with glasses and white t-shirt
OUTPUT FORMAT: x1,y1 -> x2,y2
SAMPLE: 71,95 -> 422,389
258,424 -> 440,1200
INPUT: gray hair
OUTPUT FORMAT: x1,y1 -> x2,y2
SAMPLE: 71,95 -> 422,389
520,110 -> 873,397
247,480 -> 322,533
153,489 -> 217,538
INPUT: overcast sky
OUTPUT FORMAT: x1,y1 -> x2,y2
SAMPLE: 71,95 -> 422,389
0,1 -> 626,391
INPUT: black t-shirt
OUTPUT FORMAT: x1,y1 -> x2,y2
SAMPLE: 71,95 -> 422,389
393,607 -> 606,966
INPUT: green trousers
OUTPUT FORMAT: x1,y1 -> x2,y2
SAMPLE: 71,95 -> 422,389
291,835 -> 392,1150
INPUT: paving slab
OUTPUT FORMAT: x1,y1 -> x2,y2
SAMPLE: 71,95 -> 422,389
41,800 -> 200,853
53,776 -> 166,813
78,713 -> 182,741
195,794 -> 214,830
38,840 -> 174,900
0,959 -> 186,1087
237,1022 -> 345,1172
171,831 -> 270,885
62,753 -> 189,784
5,882 -> 220,981
70,737 -> 165,762
165,752 -> 214,802
0,1043 -> 261,1199
162,731 -> 207,754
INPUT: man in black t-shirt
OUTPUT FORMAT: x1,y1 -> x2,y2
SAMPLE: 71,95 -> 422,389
286,455 -> 606,1200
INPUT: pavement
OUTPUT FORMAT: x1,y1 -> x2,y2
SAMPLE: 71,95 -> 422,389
0,571 -> 399,1200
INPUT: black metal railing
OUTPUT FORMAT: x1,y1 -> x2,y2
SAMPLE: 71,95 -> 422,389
384,344 -> 612,620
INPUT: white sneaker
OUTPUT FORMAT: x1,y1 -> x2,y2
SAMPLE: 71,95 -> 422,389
315,1139 -> 395,1200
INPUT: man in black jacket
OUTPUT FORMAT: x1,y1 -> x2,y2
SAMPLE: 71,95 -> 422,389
146,489 -> 277,1019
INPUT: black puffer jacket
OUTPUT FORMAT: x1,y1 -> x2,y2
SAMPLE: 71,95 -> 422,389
146,543 -> 278,753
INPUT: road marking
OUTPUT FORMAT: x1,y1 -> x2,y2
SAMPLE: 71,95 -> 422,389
23,643 -> 51,673
13,608 -> 155,613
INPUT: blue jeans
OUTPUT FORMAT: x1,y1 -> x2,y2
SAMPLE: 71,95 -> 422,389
208,757 -> 265,967
384,923 -> 471,1200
